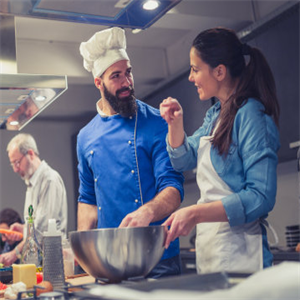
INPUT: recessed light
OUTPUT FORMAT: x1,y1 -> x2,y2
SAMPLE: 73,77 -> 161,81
143,0 -> 159,11
9,120 -> 19,126
132,28 -> 142,34
5,108 -> 15,115
35,95 -> 46,102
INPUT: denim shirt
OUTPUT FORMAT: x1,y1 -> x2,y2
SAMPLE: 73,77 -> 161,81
77,99 -> 184,260
167,98 -> 280,227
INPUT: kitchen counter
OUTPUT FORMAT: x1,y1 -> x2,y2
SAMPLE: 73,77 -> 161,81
2,262 -> 298,300
68,262 -> 300,300
271,248 -> 300,264
180,247 -> 300,273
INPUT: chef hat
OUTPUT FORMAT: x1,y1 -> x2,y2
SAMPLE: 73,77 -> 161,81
79,27 -> 130,78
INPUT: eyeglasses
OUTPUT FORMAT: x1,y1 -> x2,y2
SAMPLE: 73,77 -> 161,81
10,153 -> 27,168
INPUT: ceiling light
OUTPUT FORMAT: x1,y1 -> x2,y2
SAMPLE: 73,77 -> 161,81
132,28 -> 142,34
143,0 -> 159,11
9,120 -> 19,126
35,95 -> 46,102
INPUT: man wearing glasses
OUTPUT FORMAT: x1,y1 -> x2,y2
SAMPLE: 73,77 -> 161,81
0,133 -> 68,266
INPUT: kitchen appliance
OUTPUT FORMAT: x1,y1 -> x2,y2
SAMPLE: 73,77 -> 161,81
0,15 -> 68,130
0,0 -> 182,29
69,226 -> 166,282
285,224 -> 300,248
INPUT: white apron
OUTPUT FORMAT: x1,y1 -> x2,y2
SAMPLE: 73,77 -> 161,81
195,132 -> 263,274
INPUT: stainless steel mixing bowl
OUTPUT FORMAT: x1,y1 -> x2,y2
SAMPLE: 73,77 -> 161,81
69,226 -> 167,282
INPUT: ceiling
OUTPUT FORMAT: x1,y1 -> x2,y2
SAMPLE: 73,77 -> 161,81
3,0 -> 294,116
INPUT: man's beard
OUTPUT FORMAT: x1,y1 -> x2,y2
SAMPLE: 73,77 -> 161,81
103,83 -> 137,118
20,159 -> 34,181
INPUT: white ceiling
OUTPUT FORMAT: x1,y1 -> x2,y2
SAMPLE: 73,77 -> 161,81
14,0 -> 290,102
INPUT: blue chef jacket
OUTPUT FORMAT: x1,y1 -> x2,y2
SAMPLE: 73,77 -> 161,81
77,99 -> 184,260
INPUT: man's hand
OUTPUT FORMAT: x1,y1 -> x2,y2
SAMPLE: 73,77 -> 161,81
0,250 -> 17,266
119,205 -> 154,228
119,187 -> 181,228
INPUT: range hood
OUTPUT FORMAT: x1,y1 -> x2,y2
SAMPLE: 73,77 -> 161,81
0,0 -> 182,29
0,0 -> 181,130
0,15 -> 68,130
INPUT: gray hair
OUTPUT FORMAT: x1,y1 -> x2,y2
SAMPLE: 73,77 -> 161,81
7,133 -> 40,156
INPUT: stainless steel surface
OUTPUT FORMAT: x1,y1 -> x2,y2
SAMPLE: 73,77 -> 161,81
0,15 -> 17,73
69,226 -> 167,282
39,292 -> 65,300
0,15 -> 68,130
43,235 -> 65,289
0,0 -> 182,29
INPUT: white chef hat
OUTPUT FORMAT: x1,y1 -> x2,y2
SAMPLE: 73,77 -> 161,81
79,27 -> 130,78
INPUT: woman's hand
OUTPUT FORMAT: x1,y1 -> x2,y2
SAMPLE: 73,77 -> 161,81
9,223 -> 24,241
0,250 -> 17,266
160,97 -> 185,148
159,97 -> 183,125
162,205 -> 198,249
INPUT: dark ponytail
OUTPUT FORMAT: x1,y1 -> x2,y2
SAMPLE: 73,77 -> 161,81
192,28 -> 280,157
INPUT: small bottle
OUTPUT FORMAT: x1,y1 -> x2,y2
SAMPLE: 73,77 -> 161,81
21,205 -> 43,268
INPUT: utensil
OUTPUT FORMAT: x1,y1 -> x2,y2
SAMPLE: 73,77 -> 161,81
69,226 -> 167,283
43,219 -> 65,289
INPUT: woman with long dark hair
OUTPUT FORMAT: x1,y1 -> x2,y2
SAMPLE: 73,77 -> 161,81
160,27 -> 280,273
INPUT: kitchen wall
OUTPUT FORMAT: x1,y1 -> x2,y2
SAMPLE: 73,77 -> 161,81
0,82 -> 298,249
144,2 -> 300,248
0,84 -> 99,234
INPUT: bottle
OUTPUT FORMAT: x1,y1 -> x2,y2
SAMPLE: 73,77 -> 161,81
21,205 -> 43,268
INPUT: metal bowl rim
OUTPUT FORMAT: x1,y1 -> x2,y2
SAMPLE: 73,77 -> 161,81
69,225 -> 166,235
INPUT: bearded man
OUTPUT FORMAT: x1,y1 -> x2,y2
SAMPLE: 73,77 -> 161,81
0,133 -> 68,266
77,27 -> 184,278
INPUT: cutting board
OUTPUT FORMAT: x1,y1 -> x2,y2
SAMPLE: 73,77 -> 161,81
0,274 -> 95,298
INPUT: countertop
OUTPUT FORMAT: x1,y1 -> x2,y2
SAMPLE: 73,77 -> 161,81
180,247 -> 300,261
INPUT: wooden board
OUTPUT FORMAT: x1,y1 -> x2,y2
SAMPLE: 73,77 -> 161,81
0,274 -> 96,298
66,273 -> 95,286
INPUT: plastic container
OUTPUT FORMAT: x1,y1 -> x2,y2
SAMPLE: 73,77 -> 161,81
62,239 -> 74,277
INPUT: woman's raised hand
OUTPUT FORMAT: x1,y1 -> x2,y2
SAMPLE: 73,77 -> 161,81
160,97 -> 183,125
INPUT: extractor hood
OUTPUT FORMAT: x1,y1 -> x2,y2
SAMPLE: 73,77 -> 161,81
0,15 -> 68,130
0,0 -> 181,130
0,0 -> 182,29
